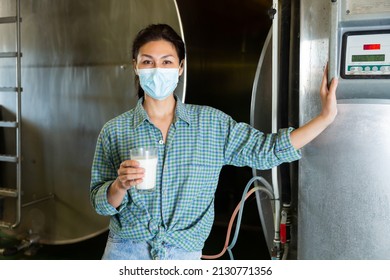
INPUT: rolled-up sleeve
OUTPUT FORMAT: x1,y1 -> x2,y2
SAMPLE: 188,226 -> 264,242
274,127 -> 302,162
90,128 -> 129,216
223,117 -> 301,169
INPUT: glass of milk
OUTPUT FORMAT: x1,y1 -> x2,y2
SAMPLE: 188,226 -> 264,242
129,147 -> 158,192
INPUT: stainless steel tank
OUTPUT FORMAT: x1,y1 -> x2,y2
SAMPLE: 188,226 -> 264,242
0,0 -> 185,245
298,0 -> 390,259
251,0 -> 390,260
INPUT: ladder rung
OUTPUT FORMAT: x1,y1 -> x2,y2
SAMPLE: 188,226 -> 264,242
0,16 -> 17,24
0,154 -> 18,163
0,121 -> 18,128
0,87 -> 22,92
0,52 -> 23,58
0,188 -> 18,198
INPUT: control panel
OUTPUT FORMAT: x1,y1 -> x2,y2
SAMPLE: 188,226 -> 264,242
328,0 -> 390,99
341,30 -> 390,78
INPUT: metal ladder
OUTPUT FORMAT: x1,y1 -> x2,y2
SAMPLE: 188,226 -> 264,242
0,0 -> 22,229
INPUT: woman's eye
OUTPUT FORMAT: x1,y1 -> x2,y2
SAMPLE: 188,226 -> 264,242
162,60 -> 173,65
142,60 -> 152,65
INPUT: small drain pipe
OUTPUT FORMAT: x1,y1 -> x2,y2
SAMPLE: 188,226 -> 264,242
0,233 -> 40,257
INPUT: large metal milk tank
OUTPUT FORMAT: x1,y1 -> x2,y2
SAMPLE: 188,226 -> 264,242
0,0 -> 185,246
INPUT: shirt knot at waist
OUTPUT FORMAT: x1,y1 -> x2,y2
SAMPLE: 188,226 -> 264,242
149,232 -> 167,260
148,219 -> 166,260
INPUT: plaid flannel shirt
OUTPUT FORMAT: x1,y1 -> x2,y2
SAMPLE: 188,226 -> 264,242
90,96 -> 301,259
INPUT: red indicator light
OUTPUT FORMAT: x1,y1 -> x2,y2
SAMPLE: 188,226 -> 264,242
363,44 -> 381,50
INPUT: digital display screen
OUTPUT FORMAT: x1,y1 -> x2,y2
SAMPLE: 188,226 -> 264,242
352,54 -> 385,62
363,44 -> 381,50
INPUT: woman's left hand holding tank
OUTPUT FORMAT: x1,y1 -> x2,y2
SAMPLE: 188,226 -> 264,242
290,66 -> 338,150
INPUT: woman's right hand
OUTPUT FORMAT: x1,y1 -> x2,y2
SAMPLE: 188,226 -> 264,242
115,160 -> 145,191
107,160 -> 145,208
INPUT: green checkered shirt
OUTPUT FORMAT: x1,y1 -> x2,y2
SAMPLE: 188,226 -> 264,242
90,96 -> 301,259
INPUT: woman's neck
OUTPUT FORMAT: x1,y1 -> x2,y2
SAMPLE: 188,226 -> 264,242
143,94 -> 176,120
143,94 -> 176,143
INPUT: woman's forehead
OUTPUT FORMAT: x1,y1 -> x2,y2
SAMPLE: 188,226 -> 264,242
138,40 -> 178,58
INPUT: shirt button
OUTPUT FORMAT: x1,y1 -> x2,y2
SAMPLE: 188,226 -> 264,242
158,140 -> 164,145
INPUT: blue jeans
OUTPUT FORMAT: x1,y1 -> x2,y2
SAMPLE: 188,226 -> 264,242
101,231 -> 202,260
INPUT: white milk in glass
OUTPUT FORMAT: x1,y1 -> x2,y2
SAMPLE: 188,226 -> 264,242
134,156 -> 158,191
130,147 -> 158,192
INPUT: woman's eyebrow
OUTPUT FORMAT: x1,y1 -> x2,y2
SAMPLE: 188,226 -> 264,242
161,54 -> 175,59
139,54 -> 175,59
139,54 -> 153,59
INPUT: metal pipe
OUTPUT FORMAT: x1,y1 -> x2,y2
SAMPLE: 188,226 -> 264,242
271,0 -> 281,257
328,0 -> 340,84
250,27 -> 273,256
21,193 -> 55,208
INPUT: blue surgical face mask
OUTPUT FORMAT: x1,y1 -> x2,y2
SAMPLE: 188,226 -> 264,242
137,67 -> 180,100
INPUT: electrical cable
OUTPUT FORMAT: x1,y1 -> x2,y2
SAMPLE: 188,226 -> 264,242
201,176 -> 275,260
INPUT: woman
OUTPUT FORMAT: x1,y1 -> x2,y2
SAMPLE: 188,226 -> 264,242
90,24 -> 338,260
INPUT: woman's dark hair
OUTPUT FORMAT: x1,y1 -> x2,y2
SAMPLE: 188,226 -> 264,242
132,24 -> 186,98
